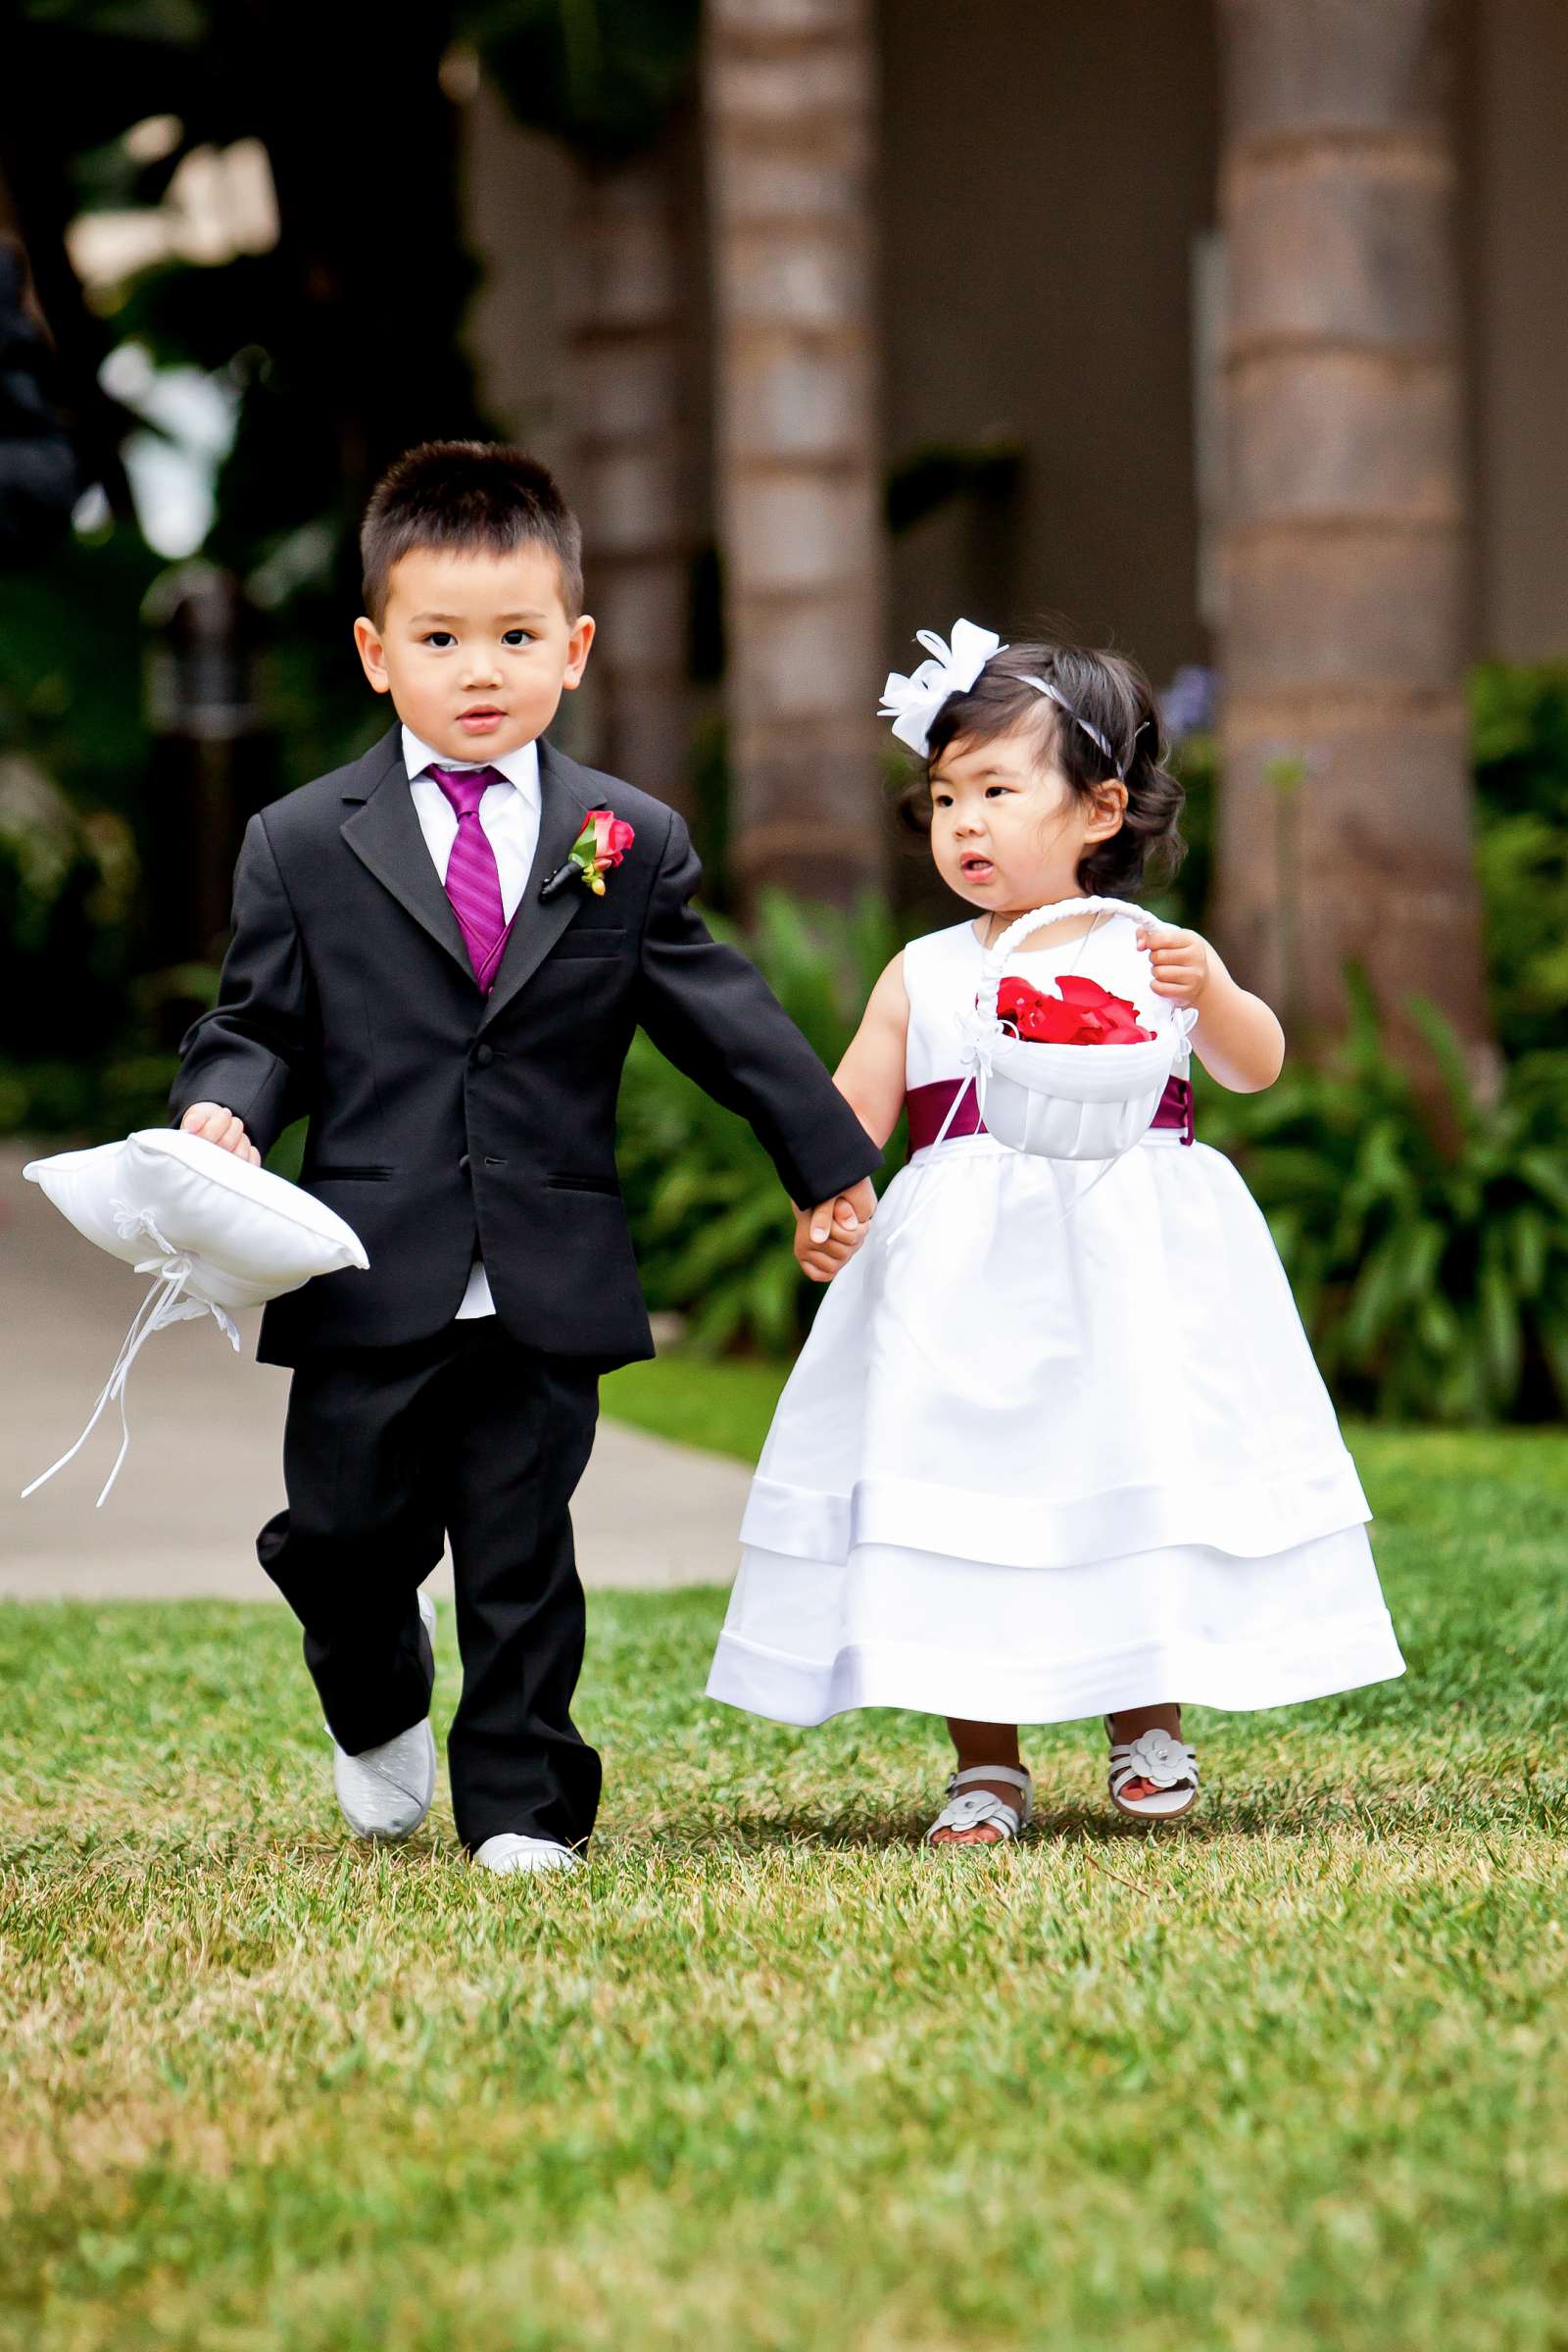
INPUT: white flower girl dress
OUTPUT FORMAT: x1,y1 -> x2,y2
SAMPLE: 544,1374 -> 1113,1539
707,908 -> 1405,1729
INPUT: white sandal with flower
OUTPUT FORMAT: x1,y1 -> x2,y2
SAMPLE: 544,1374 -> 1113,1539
925,1763 -> 1034,1845
1106,1722 -> 1200,1821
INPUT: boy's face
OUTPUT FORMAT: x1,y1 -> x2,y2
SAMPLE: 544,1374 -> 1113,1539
353,544 -> 594,763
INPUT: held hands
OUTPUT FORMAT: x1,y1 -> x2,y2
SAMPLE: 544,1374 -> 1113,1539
795,1177 -> 877,1284
1136,922 -> 1211,1008
179,1102 -> 262,1165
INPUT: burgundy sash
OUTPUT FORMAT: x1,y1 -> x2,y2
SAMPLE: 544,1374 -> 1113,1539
906,1073 -> 1195,1152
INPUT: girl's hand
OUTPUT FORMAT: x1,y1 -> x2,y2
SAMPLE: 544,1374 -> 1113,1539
1136,922 -> 1211,1007
794,1191 -> 871,1284
1136,924 -> 1286,1092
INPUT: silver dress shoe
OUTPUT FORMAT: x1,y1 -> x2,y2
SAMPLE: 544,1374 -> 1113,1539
473,1834 -> 581,1876
330,1589 -> 437,1841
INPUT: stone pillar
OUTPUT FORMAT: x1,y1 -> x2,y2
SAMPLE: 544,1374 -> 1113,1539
1214,0 -> 1491,1068
704,0 -> 886,905
568,130 -> 698,813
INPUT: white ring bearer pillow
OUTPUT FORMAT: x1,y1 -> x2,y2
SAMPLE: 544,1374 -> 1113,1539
22,1128 -> 368,1506
965,896 -> 1196,1161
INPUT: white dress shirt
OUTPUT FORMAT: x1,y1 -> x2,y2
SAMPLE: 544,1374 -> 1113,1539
402,725 -> 544,1321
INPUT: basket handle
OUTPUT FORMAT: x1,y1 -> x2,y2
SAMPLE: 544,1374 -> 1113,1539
974,896 -> 1157,1024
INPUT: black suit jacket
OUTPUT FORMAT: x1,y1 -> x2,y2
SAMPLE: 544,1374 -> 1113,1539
171,727 -> 879,1366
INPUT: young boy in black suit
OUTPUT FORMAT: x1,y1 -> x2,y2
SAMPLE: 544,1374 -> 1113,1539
173,442 -> 878,1875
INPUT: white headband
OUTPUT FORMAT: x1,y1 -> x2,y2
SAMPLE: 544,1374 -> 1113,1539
1017,673 -> 1118,769
878,620 -> 1124,772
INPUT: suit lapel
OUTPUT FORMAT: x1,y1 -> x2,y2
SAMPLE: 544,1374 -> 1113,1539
340,729 -> 471,977
480,739 -> 594,1030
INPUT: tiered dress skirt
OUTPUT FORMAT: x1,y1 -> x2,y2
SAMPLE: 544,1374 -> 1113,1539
707,1129 -> 1404,1727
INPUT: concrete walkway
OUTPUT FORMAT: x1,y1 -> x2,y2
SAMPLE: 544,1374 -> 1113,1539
0,1145 -> 747,1599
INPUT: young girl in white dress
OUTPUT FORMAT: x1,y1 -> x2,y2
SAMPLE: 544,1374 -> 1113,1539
706,624 -> 1405,1844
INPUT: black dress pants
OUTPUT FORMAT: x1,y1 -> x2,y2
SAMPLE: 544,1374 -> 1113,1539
257,1320 -> 603,1852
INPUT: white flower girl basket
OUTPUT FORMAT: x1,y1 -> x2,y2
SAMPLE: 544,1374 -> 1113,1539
964,896 -> 1197,1161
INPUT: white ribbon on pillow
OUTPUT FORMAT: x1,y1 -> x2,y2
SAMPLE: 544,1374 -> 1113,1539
878,620 -> 1004,756
23,1127 -> 368,1509
22,1203 -> 241,1509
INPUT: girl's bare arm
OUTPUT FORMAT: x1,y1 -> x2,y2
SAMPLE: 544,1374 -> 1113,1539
834,954 -> 912,1146
1137,922 -> 1285,1094
794,955 -> 910,1281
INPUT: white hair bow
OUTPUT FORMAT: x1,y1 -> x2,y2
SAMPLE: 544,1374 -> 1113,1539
878,619 -> 1004,756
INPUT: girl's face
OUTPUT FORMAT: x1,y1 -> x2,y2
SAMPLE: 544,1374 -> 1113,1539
928,722 -> 1126,915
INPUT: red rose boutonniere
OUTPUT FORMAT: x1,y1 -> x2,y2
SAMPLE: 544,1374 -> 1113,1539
994,972 -> 1156,1046
572,808 -> 635,897
544,808 -> 637,901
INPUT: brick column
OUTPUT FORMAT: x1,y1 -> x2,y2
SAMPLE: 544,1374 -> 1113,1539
568,133 -> 697,814
704,0 -> 886,905
1214,0 -> 1491,1067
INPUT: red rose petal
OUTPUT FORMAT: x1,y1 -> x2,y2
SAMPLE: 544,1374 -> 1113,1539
1054,974 -> 1112,1006
1039,1000 -> 1088,1043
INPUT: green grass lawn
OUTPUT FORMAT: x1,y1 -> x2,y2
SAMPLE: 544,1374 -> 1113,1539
603,1349 -> 791,1462
2,1416 -> 1567,2350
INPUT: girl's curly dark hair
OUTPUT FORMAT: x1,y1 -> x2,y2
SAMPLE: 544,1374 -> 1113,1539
902,640 -> 1186,900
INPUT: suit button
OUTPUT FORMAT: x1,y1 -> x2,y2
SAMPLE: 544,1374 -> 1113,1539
459,1154 -> 470,1175
473,1044 -> 494,1068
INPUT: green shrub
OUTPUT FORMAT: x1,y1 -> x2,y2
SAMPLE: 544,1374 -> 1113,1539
1472,659 -> 1568,820
0,1052 -> 179,1140
0,762 -> 141,1063
1198,978 -> 1568,1424
1471,661 -> 1568,1058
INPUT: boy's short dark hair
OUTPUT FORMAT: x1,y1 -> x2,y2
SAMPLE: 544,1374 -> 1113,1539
360,441 -> 584,624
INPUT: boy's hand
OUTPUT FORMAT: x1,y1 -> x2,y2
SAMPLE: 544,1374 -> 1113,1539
179,1102 -> 262,1165
1136,922 -> 1211,1008
796,1177 -> 877,1284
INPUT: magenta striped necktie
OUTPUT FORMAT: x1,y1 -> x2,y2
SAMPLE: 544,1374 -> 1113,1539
428,764 -> 511,994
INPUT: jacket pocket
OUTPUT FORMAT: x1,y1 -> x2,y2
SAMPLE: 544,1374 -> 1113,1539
552,927 -> 626,960
309,1165 -> 395,1182
544,1173 -> 621,1196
